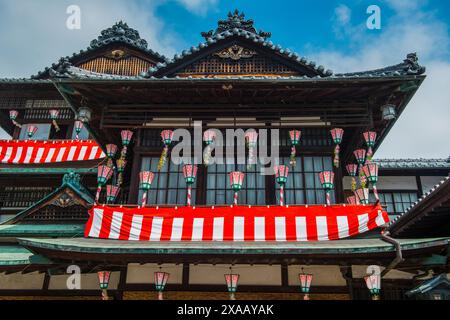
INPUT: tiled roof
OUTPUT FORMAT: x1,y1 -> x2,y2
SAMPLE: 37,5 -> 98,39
30,21 -> 166,79
387,175 -> 450,229
374,158 -> 450,169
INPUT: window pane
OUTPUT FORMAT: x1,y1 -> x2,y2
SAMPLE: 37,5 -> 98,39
19,124 -> 51,140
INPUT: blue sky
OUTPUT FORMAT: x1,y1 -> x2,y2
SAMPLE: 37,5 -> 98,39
0,0 -> 449,158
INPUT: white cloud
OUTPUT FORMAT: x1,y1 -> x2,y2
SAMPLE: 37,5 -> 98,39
307,2 -> 450,158
0,0 -> 183,78
175,0 -> 218,15
335,4 -> 352,26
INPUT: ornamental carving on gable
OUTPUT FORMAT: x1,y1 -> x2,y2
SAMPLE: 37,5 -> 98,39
214,45 -> 257,60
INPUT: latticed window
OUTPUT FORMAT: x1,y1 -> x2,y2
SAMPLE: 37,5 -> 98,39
373,192 -> 418,215
0,186 -> 53,208
139,157 -> 197,205
206,159 -> 265,205
275,156 -> 335,205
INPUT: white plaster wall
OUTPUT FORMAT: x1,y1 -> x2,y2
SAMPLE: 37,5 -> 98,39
0,272 -> 44,289
126,263 -> 182,284
287,265 -> 346,286
48,271 -> 120,290
189,264 -> 282,285
352,265 -> 414,279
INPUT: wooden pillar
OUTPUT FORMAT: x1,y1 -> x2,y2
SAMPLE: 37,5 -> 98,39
114,266 -> 128,300
182,263 -> 190,290
340,265 -> 354,300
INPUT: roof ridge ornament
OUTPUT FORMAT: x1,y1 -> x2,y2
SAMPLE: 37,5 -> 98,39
403,52 -> 426,75
201,9 -> 271,40
90,21 -> 149,50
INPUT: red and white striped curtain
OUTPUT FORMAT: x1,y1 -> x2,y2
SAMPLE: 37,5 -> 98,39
85,204 -> 389,242
0,140 -> 105,164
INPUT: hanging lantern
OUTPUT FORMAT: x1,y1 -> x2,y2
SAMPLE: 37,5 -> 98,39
274,165 -> 289,206
355,188 -> 370,205
26,125 -> 38,139
363,131 -> 377,161
330,128 -> 344,168
353,149 -> 366,165
106,144 -> 118,159
116,159 -> 127,186
364,273 -> 381,300
105,144 -> 118,168
245,131 -> 258,169
96,165 -> 113,203
106,185 -> 120,204
289,130 -> 301,167
154,271 -> 170,300
224,273 -> 239,300
319,171 -> 335,205
74,120 -> 84,140
346,195 -> 359,205
183,164 -> 198,207
229,171 -> 245,205
139,171 -> 155,207
346,164 -> 358,192
203,129 -> 217,166
299,270 -> 313,300
97,271 -> 111,301
362,163 -> 379,201
49,109 -> 60,132
158,130 -> 174,171
120,130 -> 133,159
9,110 -> 21,128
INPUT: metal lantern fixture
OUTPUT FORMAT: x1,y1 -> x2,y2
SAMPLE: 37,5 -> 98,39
346,195 -> 359,205
139,171 -> 155,207
362,163 -> 379,201
274,165 -> 289,206
381,104 -> 396,121
26,124 -> 38,139
363,131 -> 377,161
183,164 -> 198,207
203,129 -> 217,166
355,187 -> 370,205
330,128 -> 344,168
346,164 -> 359,192
299,269 -> 313,300
154,271 -> 170,300
319,171 -> 335,205
229,171 -> 245,205
97,271 -> 111,300
224,272 -> 239,300
96,165 -> 113,202
77,107 -> 92,123
244,131 -> 258,169
158,130 -> 174,171
106,185 -> 120,204
364,273 -> 381,300
74,120 -> 84,140
289,130 -> 301,167
9,110 -> 21,128
49,109 -> 60,132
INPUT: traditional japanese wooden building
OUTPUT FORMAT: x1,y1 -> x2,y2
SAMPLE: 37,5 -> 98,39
0,11 -> 448,300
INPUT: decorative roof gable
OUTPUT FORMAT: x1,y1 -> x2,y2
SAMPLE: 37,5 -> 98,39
32,21 -> 166,79
2,171 -> 93,225
144,11 -> 333,78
